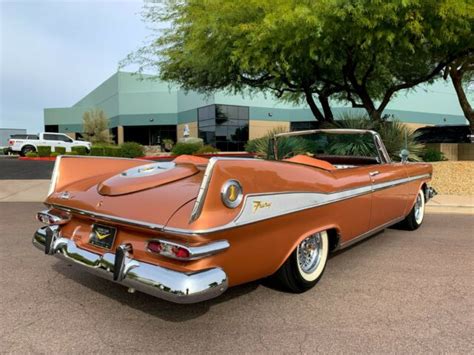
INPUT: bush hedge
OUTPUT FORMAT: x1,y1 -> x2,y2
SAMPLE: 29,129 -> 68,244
55,147 -> 66,155
25,152 -> 38,157
120,142 -> 145,158
105,146 -> 122,157
50,152 -> 60,157
37,146 -> 51,157
172,142 -> 203,155
72,146 -> 87,155
90,146 -> 105,156
423,148 -> 446,162
195,145 -> 220,154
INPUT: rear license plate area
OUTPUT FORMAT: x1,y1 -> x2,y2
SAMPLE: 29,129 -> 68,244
89,224 -> 117,249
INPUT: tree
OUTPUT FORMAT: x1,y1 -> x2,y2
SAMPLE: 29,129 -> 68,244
124,0 -> 473,122
82,109 -> 113,144
123,0 -> 344,122
320,0 -> 474,122
444,55 -> 474,130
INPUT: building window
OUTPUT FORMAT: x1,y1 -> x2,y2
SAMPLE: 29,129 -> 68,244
198,104 -> 249,151
45,125 -> 59,133
124,125 -> 177,146
290,121 -> 319,131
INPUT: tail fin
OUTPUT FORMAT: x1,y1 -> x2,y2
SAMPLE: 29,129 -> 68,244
47,156 -> 147,198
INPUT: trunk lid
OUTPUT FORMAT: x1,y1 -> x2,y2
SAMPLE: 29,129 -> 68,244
47,162 -> 204,228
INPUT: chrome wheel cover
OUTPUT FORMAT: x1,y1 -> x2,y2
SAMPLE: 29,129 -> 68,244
297,233 -> 322,274
414,192 -> 424,224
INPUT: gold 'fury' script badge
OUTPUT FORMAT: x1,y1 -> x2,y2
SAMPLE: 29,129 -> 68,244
252,200 -> 272,213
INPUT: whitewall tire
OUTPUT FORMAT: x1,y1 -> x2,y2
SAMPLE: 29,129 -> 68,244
274,231 -> 329,293
399,188 -> 426,230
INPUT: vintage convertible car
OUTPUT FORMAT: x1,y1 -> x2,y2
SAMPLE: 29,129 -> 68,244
33,129 -> 436,303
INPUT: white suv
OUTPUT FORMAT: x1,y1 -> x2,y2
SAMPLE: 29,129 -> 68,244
8,132 -> 92,156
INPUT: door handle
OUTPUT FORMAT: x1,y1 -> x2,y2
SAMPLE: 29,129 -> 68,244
369,171 -> 380,177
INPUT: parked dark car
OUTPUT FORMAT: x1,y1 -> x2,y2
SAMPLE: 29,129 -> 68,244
414,125 -> 473,144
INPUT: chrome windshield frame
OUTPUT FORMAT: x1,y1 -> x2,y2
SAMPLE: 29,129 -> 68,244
272,129 -> 391,164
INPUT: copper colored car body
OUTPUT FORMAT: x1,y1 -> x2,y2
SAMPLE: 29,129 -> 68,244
33,129 -> 435,303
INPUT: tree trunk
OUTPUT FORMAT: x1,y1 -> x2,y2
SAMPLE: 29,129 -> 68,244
319,94 -> 334,123
450,70 -> 474,131
304,89 -> 326,122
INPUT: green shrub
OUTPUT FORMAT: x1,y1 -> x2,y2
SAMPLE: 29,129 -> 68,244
195,145 -> 220,154
65,151 -> 79,155
245,127 -> 313,159
120,142 -> 144,158
55,146 -> 66,155
50,152 -> 60,157
162,139 -> 174,152
25,152 -> 38,158
90,146 -> 105,156
423,148 -> 446,162
37,146 -> 52,157
71,146 -> 87,155
172,142 -> 203,155
104,146 -> 122,157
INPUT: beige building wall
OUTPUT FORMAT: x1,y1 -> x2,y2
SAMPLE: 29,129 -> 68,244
458,144 -> 474,161
249,120 -> 290,140
426,143 -> 474,161
117,126 -> 124,145
177,122 -> 198,141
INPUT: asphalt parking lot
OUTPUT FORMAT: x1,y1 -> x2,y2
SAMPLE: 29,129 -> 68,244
0,203 -> 472,353
0,159 -> 54,180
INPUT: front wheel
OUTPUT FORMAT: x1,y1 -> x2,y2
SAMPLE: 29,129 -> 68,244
398,189 -> 425,230
274,231 -> 329,293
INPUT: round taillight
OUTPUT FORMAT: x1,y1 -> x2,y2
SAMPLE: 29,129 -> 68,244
221,179 -> 243,208
147,241 -> 162,253
172,246 -> 190,259
147,240 -> 191,260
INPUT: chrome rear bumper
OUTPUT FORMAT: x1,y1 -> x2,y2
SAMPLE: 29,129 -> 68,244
33,227 -> 228,303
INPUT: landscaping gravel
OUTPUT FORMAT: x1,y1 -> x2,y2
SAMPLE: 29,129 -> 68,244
430,161 -> 474,195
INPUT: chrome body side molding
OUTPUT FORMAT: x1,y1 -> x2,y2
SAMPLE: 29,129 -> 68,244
50,173 -> 430,236
338,216 -> 405,249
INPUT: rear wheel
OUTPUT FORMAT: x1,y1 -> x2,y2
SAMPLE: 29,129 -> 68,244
21,145 -> 36,156
274,231 -> 329,293
398,189 -> 425,230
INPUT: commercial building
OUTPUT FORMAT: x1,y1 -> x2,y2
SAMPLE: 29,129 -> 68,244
0,128 -> 27,147
44,71 -> 467,150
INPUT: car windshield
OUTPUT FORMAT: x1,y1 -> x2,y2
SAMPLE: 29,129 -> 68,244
271,130 -> 386,166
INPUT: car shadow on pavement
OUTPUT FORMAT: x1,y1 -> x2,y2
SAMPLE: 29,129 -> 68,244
51,261 -> 259,321
50,229 -> 396,318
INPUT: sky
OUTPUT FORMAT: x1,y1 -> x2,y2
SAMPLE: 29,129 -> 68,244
1,0 -> 151,132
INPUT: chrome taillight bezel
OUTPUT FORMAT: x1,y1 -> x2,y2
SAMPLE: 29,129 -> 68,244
36,209 -> 71,225
146,239 -> 230,261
